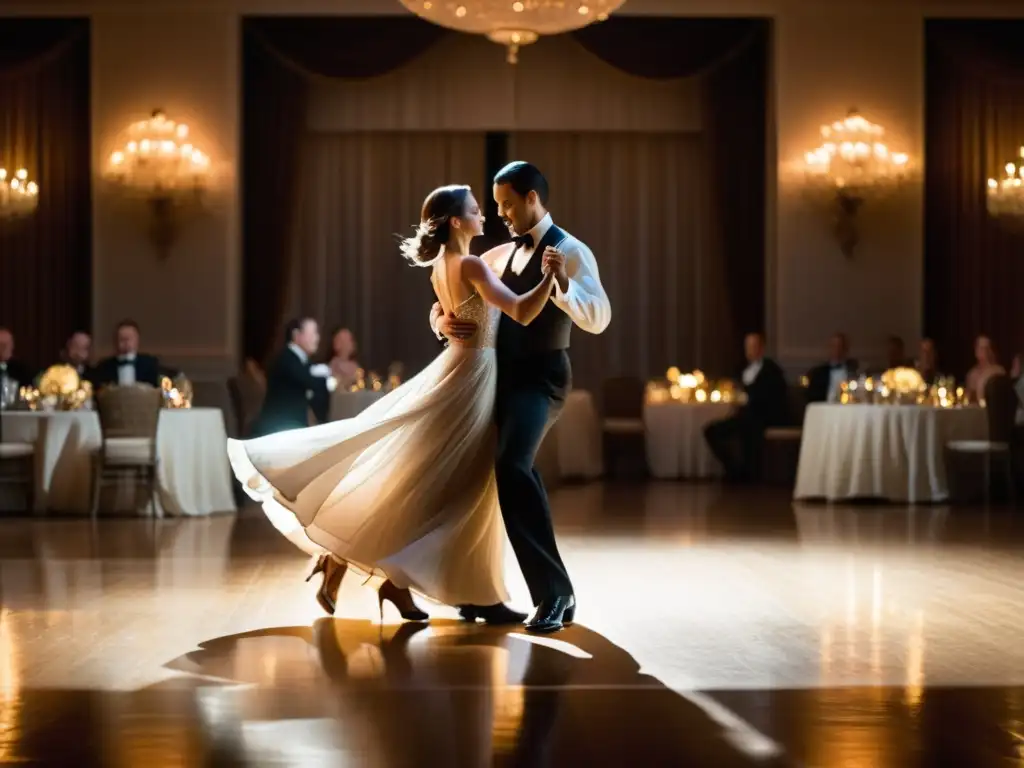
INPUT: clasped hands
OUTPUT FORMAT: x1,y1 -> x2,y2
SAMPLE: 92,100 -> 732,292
435,246 -> 566,341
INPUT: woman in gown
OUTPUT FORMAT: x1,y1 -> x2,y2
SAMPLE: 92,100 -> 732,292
227,184 -> 561,619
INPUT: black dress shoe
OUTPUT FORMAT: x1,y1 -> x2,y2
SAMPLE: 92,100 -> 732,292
525,596 -> 576,634
457,603 -> 528,625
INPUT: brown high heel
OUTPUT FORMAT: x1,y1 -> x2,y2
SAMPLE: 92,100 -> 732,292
377,579 -> 429,622
306,554 -> 347,615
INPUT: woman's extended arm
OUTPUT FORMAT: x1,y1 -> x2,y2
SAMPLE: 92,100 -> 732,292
461,255 -> 555,326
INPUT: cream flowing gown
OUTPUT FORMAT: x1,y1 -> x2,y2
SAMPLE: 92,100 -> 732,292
227,257 -> 510,607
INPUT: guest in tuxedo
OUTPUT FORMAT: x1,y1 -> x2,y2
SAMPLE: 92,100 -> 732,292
328,327 -> 360,391
704,332 -> 790,483
915,337 -> 943,386
0,327 -> 33,389
806,332 -> 858,403
55,331 -> 94,381
884,335 -> 913,370
92,320 -> 162,388
251,317 -> 337,437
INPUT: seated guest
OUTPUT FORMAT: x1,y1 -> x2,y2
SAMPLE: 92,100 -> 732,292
805,332 -> 858,403
884,335 -> 913,370
252,317 -> 337,437
55,331 -> 94,381
0,326 -> 32,389
328,327 -> 360,390
915,337 -> 943,386
704,332 -> 789,483
965,334 -> 1005,403
92,320 -> 161,388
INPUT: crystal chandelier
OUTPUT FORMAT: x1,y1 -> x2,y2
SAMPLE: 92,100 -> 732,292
105,109 -> 210,195
0,167 -> 39,219
803,109 -> 910,258
804,109 -> 909,190
104,109 -> 211,258
398,0 -> 626,63
986,148 -> 1024,217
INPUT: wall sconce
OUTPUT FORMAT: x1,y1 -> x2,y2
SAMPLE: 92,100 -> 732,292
803,108 -> 909,258
104,109 -> 211,258
0,167 -> 39,220
986,146 -> 1024,218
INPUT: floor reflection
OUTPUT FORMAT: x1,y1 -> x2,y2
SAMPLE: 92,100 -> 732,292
2,484 -> 1024,766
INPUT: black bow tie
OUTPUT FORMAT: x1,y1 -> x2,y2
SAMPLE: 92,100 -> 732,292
512,233 -> 534,249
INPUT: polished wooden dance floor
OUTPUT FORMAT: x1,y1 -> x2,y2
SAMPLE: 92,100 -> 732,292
1,484 -> 1023,766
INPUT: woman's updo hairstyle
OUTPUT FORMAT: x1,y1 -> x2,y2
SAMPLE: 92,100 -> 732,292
399,184 -> 471,267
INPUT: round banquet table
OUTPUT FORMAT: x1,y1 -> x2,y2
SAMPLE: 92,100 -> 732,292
643,401 -> 733,479
329,388 -> 602,481
794,403 -> 988,503
1,408 -> 236,516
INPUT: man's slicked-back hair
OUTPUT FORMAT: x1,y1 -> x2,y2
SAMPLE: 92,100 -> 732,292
493,161 -> 549,206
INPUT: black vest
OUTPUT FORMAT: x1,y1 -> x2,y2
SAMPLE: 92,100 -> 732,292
496,223 -> 572,358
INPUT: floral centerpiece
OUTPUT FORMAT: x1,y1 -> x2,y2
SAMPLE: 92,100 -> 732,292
160,373 -> 193,408
22,364 -> 93,411
646,367 -> 743,405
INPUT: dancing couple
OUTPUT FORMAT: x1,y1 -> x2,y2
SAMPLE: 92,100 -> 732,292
228,162 -> 611,633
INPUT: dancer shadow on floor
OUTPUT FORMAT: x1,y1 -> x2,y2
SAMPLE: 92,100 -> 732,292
159,620 -> 795,767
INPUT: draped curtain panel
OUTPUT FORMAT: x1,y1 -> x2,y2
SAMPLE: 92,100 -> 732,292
925,20 -> 1024,376
242,16 -> 768,380
509,132 -> 718,388
287,133 -> 485,376
0,19 -> 91,372
241,16 -> 446,366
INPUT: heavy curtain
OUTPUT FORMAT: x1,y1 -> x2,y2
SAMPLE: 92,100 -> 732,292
925,20 -> 1024,376
243,17 -> 768,381
0,19 -> 91,371
242,17 -> 447,366
509,132 -> 716,387
574,18 -> 770,355
286,133 -> 485,375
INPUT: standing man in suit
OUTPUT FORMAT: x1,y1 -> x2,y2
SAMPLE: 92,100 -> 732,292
806,332 -> 858,403
92,320 -> 162,388
0,327 -> 33,391
704,332 -> 790,483
252,317 -> 337,437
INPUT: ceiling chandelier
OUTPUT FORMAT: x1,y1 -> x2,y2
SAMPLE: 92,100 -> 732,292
802,109 -> 910,258
398,0 -> 626,64
0,167 -> 38,219
986,148 -> 1024,217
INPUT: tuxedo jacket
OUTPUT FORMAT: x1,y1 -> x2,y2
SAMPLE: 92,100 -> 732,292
737,357 -> 790,427
252,348 -> 330,437
92,354 -> 162,388
0,359 -> 33,389
806,359 -> 858,403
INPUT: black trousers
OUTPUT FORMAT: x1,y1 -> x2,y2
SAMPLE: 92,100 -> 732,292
703,412 -> 766,481
494,350 -> 574,605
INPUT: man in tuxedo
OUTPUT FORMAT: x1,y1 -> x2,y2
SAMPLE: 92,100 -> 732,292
0,327 -> 33,389
704,332 -> 790,483
92,320 -> 161,388
54,331 -> 94,382
251,317 -> 337,437
806,332 -> 858,403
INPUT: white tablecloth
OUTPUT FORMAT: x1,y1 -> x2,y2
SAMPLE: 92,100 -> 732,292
328,387 -> 602,481
643,401 -> 733,479
1,408 -> 236,516
794,403 -> 987,503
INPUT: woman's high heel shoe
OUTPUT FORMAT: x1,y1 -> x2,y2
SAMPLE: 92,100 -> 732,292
306,554 -> 347,615
377,579 -> 429,622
